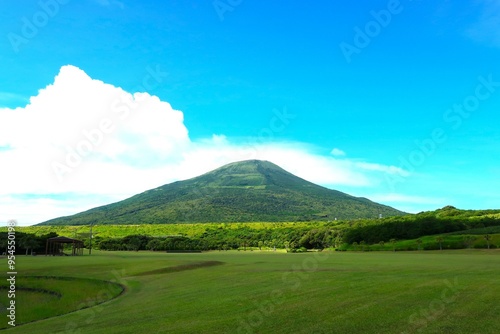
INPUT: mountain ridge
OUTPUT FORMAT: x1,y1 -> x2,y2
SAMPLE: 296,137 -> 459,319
38,160 -> 406,225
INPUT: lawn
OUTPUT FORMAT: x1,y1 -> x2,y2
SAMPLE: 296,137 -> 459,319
1,250 -> 499,333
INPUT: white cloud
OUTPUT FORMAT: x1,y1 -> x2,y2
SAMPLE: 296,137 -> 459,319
330,148 -> 346,157
354,162 -> 410,176
0,65 -> 189,196
210,134 -> 229,146
0,65 -> 409,225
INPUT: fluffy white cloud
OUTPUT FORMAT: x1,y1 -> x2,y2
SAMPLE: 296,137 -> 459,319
0,65 -> 409,225
1,65 -> 189,194
330,148 -> 346,156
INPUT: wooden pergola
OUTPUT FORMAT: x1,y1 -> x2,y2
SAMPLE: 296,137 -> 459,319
45,236 -> 84,256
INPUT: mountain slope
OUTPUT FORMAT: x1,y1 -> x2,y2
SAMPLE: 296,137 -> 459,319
39,160 -> 406,225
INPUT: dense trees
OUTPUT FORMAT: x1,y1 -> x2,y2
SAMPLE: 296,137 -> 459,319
4,207 -> 500,253
342,208 -> 500,244
20,234 -> 39,255
0,231 -> 57,255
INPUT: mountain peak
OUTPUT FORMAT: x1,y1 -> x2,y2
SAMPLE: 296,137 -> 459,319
210,159 -> 281,172
192,159 -> 309,189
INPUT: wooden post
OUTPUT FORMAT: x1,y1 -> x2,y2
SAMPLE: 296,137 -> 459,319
89,223 -> 93,255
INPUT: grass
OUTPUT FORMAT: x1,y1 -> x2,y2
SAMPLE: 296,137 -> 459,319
0,274 -> 124,329
1,250 -> 500,333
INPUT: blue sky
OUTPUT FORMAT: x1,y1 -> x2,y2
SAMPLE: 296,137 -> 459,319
1,0 -> 500,225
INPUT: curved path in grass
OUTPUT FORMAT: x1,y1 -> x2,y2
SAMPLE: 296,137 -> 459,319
0,275 -> 125,329
1,260 -> 224,329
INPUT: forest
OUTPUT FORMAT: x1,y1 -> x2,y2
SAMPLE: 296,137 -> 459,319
5,206 -> 500,254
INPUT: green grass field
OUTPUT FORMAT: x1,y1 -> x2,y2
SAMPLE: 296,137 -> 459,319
1,250 -> 499,333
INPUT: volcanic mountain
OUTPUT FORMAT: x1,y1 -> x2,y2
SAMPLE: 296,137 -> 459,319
39,160 -> 406,225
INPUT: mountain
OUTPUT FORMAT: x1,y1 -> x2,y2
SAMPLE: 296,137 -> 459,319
38,160 -> 406,225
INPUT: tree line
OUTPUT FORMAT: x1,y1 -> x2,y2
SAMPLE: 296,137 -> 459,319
3,207 -> 500,253
0,231 -> 57,255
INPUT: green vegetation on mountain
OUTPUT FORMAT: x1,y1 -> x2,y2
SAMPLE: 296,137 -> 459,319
38,160 -> 405,225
